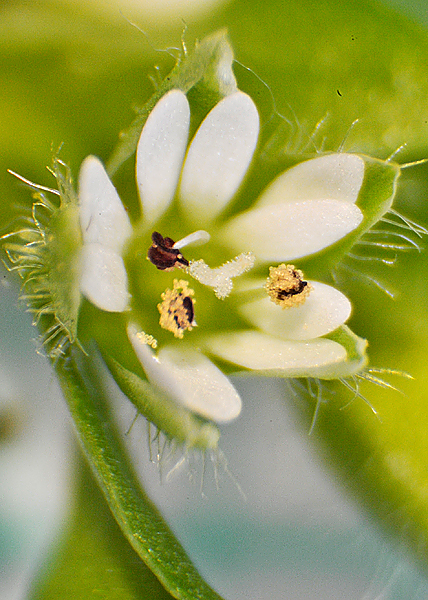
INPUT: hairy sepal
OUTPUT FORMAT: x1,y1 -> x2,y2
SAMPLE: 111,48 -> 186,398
103,354 -> 221,452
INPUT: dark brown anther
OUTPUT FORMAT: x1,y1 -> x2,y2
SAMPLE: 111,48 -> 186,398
182,295 -> 195,325
276,275 -> 308,300
147,231 -> 189,271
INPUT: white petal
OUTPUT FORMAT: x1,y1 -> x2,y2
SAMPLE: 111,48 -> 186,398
239,282 -> 352,340
79,156 -> 132,251
205,331 -> 348,378
179,91 -> 259,225
256,153 -> 365,207
80,243 -> 129,312
136,90 -> 190,226
221,199 -> 363,261
127,327 -> 241,423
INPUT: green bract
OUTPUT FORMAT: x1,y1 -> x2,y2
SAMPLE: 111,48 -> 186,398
2,161 -> 82,356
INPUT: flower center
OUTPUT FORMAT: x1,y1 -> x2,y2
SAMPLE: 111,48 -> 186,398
144,229 -> 256,340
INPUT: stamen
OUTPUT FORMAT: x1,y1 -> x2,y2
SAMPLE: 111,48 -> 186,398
266,264 -> 312,308
172,230 -> 210,250
147,231 -> 189,270
158,279 -> 196,338
186,252 -> 255,299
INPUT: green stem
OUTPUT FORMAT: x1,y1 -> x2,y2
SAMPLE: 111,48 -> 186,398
55,348 -> 225,600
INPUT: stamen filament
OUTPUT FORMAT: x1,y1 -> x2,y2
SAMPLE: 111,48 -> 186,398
173,230 -> 210,249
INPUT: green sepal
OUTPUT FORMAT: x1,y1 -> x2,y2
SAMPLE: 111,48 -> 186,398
2,159 -> 82,355
322,325 -> 369,379
106,30 -> 237,177
44,163 -> 82,344
103,354 -> 220,452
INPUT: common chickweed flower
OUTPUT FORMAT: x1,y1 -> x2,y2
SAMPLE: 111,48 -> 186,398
2,31 -> 409,454
77,89 -> 370,424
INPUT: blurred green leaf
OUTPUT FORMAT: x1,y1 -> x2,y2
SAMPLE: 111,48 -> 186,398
221,0 -> 428,157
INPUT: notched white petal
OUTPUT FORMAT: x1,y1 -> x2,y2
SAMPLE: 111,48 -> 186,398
221,199 -> 363,261
239,282 -> 352,340
256,153 -> 365,207
128,325 -> 242,423
79,156 -> 132,251
179,91 -> 259,225
205,331 -> 348,378
136,90 -> 190,226
80,243 -> 129,312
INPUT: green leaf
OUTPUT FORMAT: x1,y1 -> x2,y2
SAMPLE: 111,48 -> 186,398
54,349 -> 224,600
29,457 -> 175,600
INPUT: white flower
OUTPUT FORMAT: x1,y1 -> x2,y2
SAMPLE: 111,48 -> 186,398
78,89 -> 366,424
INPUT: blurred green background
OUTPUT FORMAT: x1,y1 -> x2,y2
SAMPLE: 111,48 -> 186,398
2,0 -> 428,599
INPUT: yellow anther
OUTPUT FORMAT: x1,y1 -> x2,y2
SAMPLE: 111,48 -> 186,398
265,264 -> 312,308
